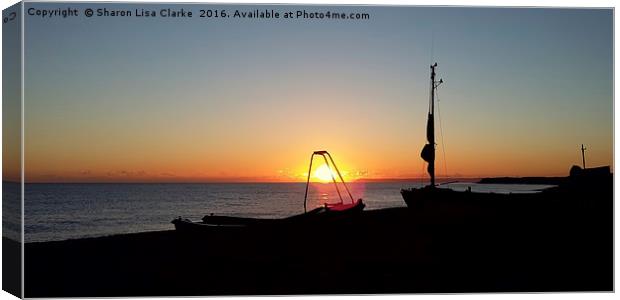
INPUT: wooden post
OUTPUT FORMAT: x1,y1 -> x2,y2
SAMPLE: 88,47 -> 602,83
581,144 -> 586,169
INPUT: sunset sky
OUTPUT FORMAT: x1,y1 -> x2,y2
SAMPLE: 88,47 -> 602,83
17,4 -> 613,182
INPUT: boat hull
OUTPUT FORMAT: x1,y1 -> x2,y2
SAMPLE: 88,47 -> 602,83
172,199 -> 365,233
171,218 -> 247,234
400,186 -> 539,215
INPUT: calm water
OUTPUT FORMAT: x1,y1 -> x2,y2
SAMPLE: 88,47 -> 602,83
22,182 -> 553,242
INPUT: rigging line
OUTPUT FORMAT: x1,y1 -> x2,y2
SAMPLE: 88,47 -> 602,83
436,88 -> 448,179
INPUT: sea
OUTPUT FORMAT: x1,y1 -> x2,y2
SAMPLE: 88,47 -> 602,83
12,182 -> 553,242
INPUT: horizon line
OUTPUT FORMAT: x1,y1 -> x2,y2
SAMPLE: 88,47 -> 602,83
4,175 -> 575,184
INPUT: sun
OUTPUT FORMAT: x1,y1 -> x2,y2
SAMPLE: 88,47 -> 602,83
313,164 -> 337,183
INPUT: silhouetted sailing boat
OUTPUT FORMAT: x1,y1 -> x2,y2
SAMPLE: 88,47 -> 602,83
400,63 -> 455,207
400,63 -> 531,209
172,151 -> 364,232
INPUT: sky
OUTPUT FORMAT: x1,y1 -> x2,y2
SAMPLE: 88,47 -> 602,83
3,2 -> 21,182
17,3 -> 613,182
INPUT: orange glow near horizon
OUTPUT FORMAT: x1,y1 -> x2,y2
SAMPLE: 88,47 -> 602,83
18,140 -> 614,183
313,164 -> 339,183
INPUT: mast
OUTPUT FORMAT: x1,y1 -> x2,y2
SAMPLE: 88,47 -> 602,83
429,63 -> 436,187
420,63 -> 442,187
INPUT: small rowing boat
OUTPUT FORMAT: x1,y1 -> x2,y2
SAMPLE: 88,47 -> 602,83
172,150 -> 365,232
